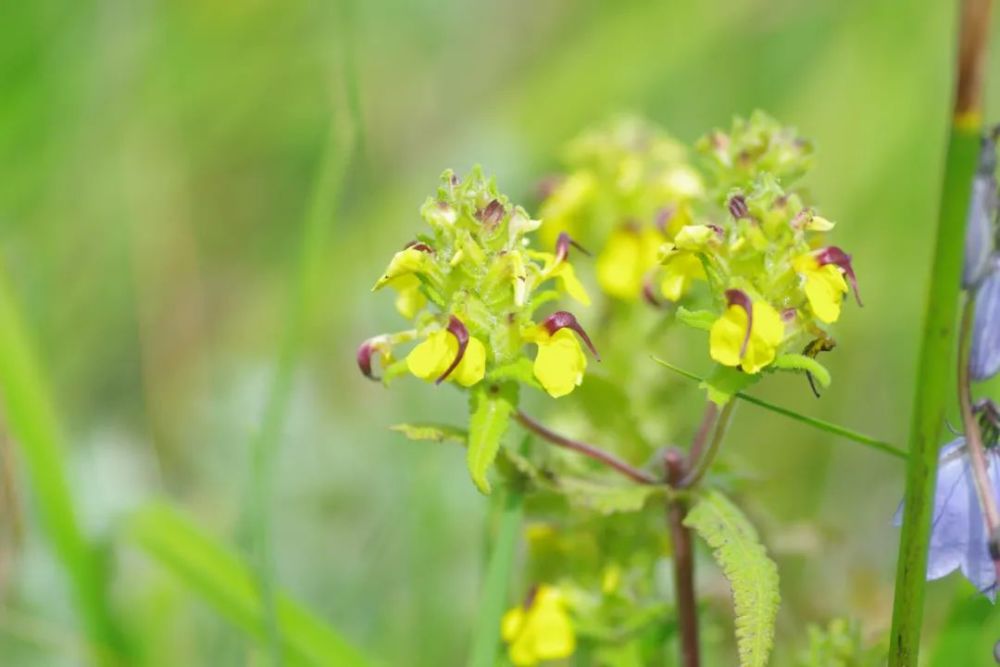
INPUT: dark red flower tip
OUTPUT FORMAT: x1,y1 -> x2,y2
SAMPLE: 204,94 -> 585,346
435,315 -> 470,384
654,206 -> 677,234
815,246 -> 863,307
724,289 -> 753,359
476,199 -> 506,227
404,241 -> 434,253
555,232 -> 590,263
542,311 -> 600,361
728,195 -> 749,220
641,273 -> 663,309
357,339 -> 380,381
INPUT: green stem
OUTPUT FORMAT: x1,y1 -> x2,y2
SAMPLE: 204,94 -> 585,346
0,268 -> 129,664
679,401 -> 736,488
889,0 -> 990,658
468,487 -> 524,667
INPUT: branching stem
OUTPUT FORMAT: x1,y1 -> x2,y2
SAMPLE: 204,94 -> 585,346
680,401 -> 737,489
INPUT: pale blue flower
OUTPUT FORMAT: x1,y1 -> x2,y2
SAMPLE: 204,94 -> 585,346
894,438 -> 1000,600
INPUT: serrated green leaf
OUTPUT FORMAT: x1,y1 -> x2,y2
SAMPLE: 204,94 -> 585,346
467,382 -> 518,494
701,365 -> 760,406
390,422 -> 467,444
558,478 -> 667,515
676,306 -> 717,331
684,489 -> 779,667
771,354 -> 831,388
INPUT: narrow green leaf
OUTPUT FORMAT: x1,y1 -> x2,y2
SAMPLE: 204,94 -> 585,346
467,382 -> 518,494
684,489 -> 780,667
467,487 -> 524,667
0,265 -> 128,663
771,354 -> 831,388
652,357 -> 906,460
129,503 -> 373,667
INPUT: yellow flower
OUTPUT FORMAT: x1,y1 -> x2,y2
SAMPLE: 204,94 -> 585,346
538,171 -> 596,245
501,586 -> 576,666
530,249 -> 592,307
387,274 -> 427,319
533,328 -> 587,398
709,291 -> 784,373
659,247 -> 705,302
372,246 -> 430,291
793,253 -> 848,324
596,225 -> 664,299
406,328 -> 486,387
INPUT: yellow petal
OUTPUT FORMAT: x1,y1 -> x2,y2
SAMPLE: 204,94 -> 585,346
659,253 -> 705,302
373,247 -> 427,290
596,228 -> 643,299
551,262 -> 591,307
501,608 -> 525,643
533,329 -> 587,398
389,274 -> 426,320
509,633 -> 539,667
803,265 -> 848,324
529,608 -> 575,661
406,330 -> 455,381
741,300 -> 783,373
451,337 -> 486,387
709,305 -> 748,368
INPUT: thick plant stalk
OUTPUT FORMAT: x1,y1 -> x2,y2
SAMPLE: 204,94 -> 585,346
889,0 -> 992,663
665,450 -> 699,667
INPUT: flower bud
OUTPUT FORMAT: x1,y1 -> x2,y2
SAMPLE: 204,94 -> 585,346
728,194 -> 749,220
962,135 -> 998,288
541,311 -> 600,360
554,232 -> 590,264
357,337 -> 387,381
971,268 -> 1000,381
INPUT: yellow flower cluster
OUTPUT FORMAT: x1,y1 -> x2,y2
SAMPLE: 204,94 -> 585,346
538,116 -> 704,301
501,585 -> 576,666
359,168 -> 599,398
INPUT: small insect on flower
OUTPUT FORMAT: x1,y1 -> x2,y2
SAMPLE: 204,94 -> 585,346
894,437 -> 1000,600
501,585 -> 576,666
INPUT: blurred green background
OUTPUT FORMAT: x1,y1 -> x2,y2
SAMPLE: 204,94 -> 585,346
5,0 -> 1000,665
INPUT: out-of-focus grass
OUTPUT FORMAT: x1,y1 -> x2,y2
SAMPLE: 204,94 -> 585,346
2,0 -> 1000,664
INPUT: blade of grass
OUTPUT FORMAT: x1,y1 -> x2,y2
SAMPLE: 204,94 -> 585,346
0,265 -> 130,663
467,486 -> 524,667
889,0 -> 992,663
651,357 -> 906,460
129,503 -> 372,667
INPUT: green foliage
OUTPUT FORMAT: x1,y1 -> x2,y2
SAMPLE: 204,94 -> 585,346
701,365 -> 761,406
796,618 -> 883,667
129,503 -> 372,667
390,422 -> 468,445
557,478 -> 668,515
684,489 -> 779,667
467,382 -> 519,494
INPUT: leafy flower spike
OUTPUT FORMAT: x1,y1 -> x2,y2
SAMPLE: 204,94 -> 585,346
360,167 -> 595,492
501,585 -> 576,666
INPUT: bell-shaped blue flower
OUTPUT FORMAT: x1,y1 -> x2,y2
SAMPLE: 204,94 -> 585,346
894,438 -> 1000,600
971,268 -> 1000,381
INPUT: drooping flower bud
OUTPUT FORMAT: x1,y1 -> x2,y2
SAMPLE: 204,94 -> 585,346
971,267 -> 1000,381
541,311 -> 600,360
724,289 -> 753,359
357,337 -> 387,381
814,246 -> 862,306
477,199 -> 506,229
436,315 -> 470,384
554,232 -> 590,264
728,194 -> 749,220
962,135 -> 998,288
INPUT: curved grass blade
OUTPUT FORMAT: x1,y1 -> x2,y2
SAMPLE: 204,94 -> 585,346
130,503 -> 372,667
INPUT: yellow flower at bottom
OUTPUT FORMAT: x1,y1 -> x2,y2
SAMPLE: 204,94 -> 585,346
501,586 -> 576,666
660,250 -> 705,302
596,226 -> 663,299
793,254 -> 848,323
406,330 -> 486,387
533,328 -> 587,398
709,298 -> 784,374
